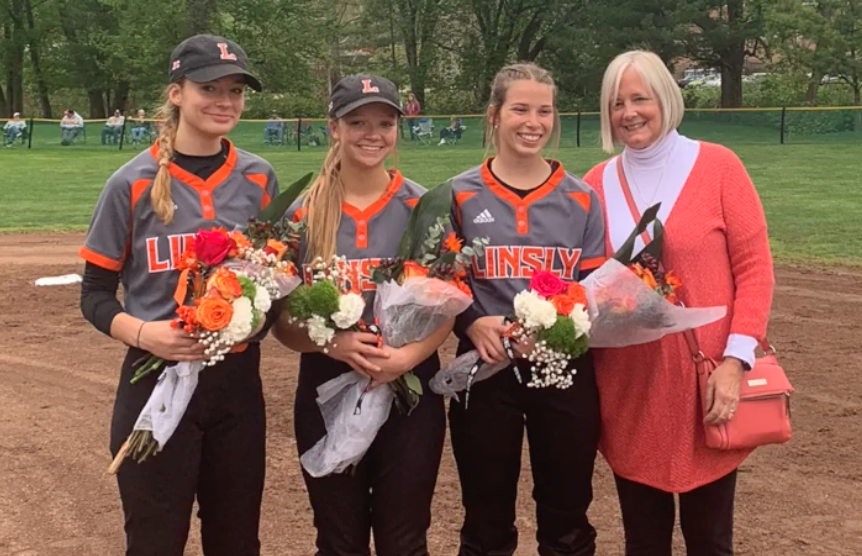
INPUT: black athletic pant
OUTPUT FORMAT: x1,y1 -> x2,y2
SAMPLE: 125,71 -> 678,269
448,353 -> 600,556
294,352 -> 446,556
110,345 -> 266,556
614,470 -> 738,556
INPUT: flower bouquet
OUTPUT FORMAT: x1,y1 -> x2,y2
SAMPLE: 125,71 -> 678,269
298,181 -> 485,478
108,173 -> 312,474
284,254 -> 368,347
580,202 -> 726,348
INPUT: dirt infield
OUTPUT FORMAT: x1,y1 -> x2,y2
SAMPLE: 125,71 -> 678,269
1,232 -> 860,556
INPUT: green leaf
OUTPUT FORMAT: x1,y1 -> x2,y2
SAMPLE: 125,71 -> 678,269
397,181 -> 454,261
612,202 -> 662,264
256,172 -> 314,224
403,371 -> 423,396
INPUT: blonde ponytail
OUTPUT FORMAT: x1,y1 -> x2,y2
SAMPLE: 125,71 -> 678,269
303,139 -> 344,262
151,86 -> 180,224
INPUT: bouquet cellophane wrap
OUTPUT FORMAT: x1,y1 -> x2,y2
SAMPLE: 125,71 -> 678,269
300,372 -> 395,477
429,350 -> 509,400
219,259 -> 302,298
582,258 -> 726,348
301,277 -> 473,477
375,277 -> 473,348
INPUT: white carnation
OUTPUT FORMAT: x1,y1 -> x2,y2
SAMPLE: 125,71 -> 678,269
569,303 -> 592,339
331,292 -> 365,329
223,296 -> 254,344
253,285 -> 272,313
307,314 -> 336,346
513,290 -> 558,331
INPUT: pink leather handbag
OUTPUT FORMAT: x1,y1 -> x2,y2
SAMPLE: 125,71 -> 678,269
685,330 -> 794,450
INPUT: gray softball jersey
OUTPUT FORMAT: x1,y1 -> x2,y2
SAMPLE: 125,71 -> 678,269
80,141 -> 280,322
451,160 -> 607,318
287,171 -> 425,322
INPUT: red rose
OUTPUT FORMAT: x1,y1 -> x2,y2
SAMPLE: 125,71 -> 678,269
194,230 -> 236,267
529,271 -> 567,298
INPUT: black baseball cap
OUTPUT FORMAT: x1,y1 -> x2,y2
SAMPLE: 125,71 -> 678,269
328,75 -> 403,118
169,34 -> 262,92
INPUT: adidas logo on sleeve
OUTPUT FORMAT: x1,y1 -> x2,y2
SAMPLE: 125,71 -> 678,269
473,209 -> 495,224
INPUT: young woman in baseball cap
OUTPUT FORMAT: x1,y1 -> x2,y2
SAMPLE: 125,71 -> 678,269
273,74 -> 451,556
79,34 -> 278,556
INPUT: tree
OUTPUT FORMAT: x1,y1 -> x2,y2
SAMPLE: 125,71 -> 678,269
768,0 -> 862,127
680,0 -> 772,107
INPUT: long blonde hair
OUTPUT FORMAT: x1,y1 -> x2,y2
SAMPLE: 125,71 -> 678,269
151,84 -> 181,223
302,114 -> 400,262
302,138 -> 344,262
484,62 -> 562,156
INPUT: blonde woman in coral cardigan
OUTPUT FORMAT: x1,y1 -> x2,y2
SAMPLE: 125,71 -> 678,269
583,50 -> 774,556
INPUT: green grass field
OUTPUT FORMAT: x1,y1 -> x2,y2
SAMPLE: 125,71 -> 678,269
2,127 -> 860,266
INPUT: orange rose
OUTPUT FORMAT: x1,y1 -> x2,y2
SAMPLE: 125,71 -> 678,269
402,261 -> 430,279
444,232 -> 463,253
206,267 -> 243,300
229,230 -> 252,251
632,263 -> 658,290
567,282 -> 588,306
264,239 -> 288,260
550,294 -> 576,316
196,296 -> 234,331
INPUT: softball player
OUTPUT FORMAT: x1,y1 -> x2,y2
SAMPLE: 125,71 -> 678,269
79,35 -> 278,556
273,74 -> 451,556
448,63 -> 607,556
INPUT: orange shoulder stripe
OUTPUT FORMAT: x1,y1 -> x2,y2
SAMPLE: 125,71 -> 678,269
246,173 -> 271,208
80,246 -> 123,271
568,192 -> 591,213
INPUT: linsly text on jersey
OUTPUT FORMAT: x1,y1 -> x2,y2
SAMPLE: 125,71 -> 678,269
472,246 -> 583,281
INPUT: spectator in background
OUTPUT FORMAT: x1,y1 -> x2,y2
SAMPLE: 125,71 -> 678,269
404,92 -> 421,140
4,112 -> 26,147
102,109 -> 125,145
130,109 -> 151,145
60,108 -> 84,145
438,116 -> 464,145
264,110 -> 284,145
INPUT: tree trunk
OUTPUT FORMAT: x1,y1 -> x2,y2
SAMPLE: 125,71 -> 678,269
719,0 -> 745,108
853,80 -> 861,132
114,81 -> 131,113
9,0 -> 26,114
25,0 -> 53,118
88,89 -> 107,119
806,73 -> 822,105
0,79 -> 8,118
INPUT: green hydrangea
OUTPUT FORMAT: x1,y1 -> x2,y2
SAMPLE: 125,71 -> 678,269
287,285 -> 313,320
238,275 -> 257,299
307,280 -> 340,317
536,317 -> 590,358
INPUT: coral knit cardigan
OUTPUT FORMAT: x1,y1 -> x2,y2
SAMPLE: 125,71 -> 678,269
583,141 -> 775,493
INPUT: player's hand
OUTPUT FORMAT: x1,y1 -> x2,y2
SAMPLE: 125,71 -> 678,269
703,358 -> 745,425
466,316 -> 509,365
365,346 -> 413,389
326,332 -> 390,376
511,334 -> 536,359
138,320 -> 206,362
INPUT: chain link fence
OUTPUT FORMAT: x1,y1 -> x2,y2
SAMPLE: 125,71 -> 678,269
4,107 -> 862,152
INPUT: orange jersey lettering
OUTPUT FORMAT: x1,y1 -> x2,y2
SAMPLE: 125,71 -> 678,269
473,245 -> 582,281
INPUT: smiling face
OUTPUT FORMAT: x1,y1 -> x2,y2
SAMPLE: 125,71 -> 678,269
330,103 -> 399,170
611,67 -> 663,149
490,79 -> 555,159
169,75 -> 246,139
